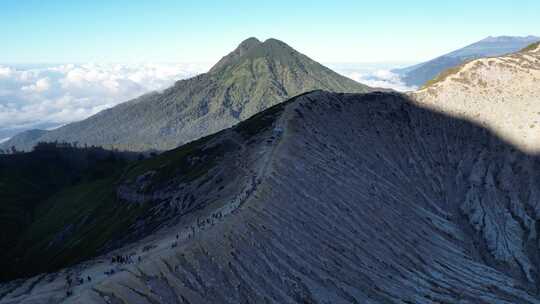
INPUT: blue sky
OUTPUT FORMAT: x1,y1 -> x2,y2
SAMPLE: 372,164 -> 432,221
0,0 -> 539,63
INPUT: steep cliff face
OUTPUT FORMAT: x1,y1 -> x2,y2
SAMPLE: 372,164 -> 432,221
3,91 -> 540,303
411,42 -> 540,152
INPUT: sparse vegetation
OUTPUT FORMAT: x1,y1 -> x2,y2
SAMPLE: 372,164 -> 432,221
521,41 -> 540,52
123,131 -> 239,188
422,60 -> 472,89
235,102 -> 285,138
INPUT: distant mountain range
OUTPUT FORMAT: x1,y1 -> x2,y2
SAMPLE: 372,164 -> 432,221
395,35 -> 540,87
1,38 -> 370,152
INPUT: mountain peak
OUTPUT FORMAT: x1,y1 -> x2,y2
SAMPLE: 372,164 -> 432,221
209,37 -> 299,74
262,37 -> 288,46
209,37 -> 263,73
238,37 -> 262,49
260,38 -> 296,53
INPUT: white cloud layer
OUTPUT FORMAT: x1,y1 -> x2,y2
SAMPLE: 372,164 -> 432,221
0,62 -> 417,140
0,63 -> 210,137
328,63 -> 417,92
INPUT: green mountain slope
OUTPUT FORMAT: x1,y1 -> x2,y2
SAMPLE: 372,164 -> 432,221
2,38 -> 370,152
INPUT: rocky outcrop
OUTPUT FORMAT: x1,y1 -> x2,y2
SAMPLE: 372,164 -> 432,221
412,42 -> 540,152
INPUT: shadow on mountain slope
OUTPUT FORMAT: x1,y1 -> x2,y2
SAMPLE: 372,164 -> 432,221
0,144 -> 147,282
3,91 -> 540,303
0,98 -> 294,283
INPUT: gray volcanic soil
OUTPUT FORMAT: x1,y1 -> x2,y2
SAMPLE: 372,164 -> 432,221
2,91 -> 540,303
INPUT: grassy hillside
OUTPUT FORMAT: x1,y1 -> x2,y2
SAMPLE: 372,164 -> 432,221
0,144 -> 145,281
521,41 -> 540,52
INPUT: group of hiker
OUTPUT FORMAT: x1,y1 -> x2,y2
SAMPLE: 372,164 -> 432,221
65,234 -> 187,298
104,254 -> 139,276
111,254 -> 135,264
65,274 -> 91,297
104,268 -> 116,276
